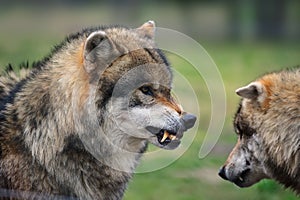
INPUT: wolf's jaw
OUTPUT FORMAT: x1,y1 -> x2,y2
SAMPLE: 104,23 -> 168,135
157,130 -> 177,144
145,126 -> 179,147
232,168 -> 251,187
160,131 -> 177,142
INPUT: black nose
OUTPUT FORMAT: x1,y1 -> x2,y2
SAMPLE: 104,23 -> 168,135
181,113 -> 197,130
218,166 -> 228,180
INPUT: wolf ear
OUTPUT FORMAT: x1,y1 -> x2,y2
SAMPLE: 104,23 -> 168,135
137,20 -> 156,39
83,31 -> 118,76
236,82 -> 264,100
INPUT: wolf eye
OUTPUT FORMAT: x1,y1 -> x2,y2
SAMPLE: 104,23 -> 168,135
140,86 -> 153,96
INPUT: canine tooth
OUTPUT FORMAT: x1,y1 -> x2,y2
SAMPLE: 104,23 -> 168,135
239,177 -> 243,182
169,135 -> 176,140
161,131 -> 169,142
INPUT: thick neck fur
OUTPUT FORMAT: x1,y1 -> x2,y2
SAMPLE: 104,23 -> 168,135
265,158 -> 300,195
2,37 -> 147,199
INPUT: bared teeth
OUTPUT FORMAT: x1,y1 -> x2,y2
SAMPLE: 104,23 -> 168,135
161,131 -> 169,143
160,131 -> 177,143
169,134 -> 176,140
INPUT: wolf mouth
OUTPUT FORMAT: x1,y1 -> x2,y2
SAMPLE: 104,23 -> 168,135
233,168 -> 251,187
156,129 -> 178,145
146,126 -> 178,146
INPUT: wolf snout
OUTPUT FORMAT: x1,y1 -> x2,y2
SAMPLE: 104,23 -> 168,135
218,165 -> 252,187
181,113 -> 197,131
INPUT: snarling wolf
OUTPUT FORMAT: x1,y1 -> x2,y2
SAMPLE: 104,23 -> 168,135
219,67 -> 300,194
0,21 -> 196,200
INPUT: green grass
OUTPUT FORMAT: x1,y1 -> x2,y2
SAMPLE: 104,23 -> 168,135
0,36 -> 299,200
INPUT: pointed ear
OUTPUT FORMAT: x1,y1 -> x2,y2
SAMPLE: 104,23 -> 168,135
136,20 -> 155,39
83,31 -> 118,76
235,82 -> 264,100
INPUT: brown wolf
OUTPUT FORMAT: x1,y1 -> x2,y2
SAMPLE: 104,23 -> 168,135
0,21 -> 196,200
219,67 -> 300,194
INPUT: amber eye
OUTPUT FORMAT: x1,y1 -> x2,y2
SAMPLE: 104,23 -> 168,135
140,86 -> 153,96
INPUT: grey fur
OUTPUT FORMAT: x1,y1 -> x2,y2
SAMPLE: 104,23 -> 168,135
0,22 -> 196,200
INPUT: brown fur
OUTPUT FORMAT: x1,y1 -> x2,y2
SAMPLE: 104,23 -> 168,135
219,67 -> 300,194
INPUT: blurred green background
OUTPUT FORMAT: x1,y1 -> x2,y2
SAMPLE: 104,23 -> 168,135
0,0 -> 299,199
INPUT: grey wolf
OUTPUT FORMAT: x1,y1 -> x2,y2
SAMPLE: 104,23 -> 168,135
0,21 -> 196,199
219,67 -> 300,194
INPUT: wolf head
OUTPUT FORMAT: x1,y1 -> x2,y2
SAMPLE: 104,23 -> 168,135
72,21 -> 196,157
219,70 -> 300,189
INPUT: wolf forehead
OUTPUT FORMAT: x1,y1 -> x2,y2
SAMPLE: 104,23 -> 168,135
68,25 -> 153,50
49,22 -> 173,84
237,68 -> 299,104
234,68 -> 300,132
